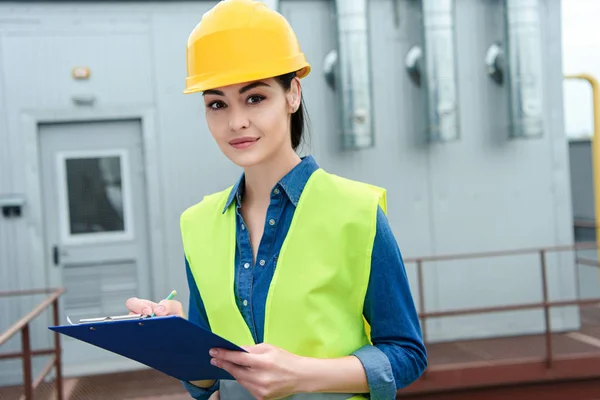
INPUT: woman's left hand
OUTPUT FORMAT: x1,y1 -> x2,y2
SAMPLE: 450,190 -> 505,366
209,343 -> 306,400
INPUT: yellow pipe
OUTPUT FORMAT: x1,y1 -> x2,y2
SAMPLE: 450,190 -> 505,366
564,73 -> 600,262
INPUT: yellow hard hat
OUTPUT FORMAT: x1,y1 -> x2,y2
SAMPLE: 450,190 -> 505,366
183,0 -> 311,94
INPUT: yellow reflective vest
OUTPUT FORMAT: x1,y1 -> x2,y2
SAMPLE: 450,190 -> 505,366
180,168 -> 387,398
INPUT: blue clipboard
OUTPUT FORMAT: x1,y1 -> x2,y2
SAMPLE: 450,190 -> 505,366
49,315 -> 245,382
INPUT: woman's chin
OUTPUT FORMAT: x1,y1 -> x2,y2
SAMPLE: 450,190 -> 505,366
226,150 -> 267,169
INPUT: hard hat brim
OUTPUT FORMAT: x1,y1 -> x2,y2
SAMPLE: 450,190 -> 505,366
183,63 -> 311,94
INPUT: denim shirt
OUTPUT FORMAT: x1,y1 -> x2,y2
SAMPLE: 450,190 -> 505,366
182,156 -> 427,399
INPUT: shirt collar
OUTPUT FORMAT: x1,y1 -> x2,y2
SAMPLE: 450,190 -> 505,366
222,155 -> 319,213
223,174 -> 244,214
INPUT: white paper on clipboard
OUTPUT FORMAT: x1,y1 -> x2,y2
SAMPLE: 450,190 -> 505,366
66,314 -> 150,325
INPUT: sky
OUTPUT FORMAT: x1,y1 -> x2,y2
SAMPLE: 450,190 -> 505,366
561,0 -> 600,139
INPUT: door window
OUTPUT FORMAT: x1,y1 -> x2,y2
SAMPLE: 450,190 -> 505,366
57,150 -> 134,244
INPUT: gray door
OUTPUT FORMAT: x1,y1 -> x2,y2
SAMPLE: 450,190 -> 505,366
39,119 -> 151,376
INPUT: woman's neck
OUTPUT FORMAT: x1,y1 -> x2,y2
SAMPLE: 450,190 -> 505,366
243,149 -> 301,208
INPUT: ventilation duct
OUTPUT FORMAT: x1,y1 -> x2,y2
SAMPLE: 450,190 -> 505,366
504,0 -> 544,138
324,0 -> 374,149
406,0 -> 459,142
486,0 -> 544,138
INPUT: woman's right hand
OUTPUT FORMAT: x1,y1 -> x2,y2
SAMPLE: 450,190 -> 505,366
127,297 -> 217,389
125,297 -> 185,318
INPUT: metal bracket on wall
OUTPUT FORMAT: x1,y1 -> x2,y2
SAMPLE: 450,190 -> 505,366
405,0 -> 460,142
0,194 -> 25,218
405,46 -> 423,87
323,50 -> 338,91
485,43 -> 504,85
324,0 -> 374,150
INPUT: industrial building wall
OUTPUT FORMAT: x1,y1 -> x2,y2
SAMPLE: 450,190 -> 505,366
567,140 -> 600,300
569,140 -> 594,227
287,0 -> 576,341
0,0 -> 575,385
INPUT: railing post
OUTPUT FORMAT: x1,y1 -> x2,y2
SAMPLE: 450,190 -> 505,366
21,324 -> 33,400
53,299 -> 63,400
540,250 -> 553,368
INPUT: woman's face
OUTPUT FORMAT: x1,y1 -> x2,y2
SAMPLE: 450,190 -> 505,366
202,77 -> 301,168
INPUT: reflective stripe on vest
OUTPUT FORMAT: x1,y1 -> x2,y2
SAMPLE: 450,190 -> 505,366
181,168 -> 386,395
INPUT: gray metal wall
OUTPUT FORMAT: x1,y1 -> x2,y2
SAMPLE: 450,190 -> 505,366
569,140 -> 594,226
0,0 -> 575,384
567,140 -> 600,299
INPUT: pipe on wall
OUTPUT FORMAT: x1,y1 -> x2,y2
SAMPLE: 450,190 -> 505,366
324,0 -> 374,150
423,0 -> 459,142
406,0 -> 460,142
504,0 -> 544,138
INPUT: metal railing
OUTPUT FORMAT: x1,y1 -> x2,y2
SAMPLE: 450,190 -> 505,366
0,288 -> 65,400
0,245 -> 596,395
405,241 -> 600,371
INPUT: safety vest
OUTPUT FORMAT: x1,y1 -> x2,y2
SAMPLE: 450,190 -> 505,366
180,168 -> 387,399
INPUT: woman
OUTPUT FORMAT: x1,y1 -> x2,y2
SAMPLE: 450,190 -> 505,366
126,1 -> 427,399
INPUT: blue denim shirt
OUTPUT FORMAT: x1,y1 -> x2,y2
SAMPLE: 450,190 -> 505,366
182,156 -> 427,399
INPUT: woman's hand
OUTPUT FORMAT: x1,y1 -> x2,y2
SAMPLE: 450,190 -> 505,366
125,297 -> 185,318
211,344 -> 370,398
210,343 -> 306,400
126,297 -> 217,389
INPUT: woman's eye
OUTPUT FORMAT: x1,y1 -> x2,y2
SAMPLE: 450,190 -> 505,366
207,101 -> 226,110
247,95 -> 266,104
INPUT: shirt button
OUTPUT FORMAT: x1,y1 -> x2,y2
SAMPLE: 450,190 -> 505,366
241,224 -> 245,230
259,259 -> 265,266
269,219 -> 275,226
243,299 -> 248,306
244,263 -> 250,269
273,188 -> 280,195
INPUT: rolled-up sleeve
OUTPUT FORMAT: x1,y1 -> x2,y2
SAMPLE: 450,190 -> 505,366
352,345 -> 396,399
353,207 -> 427,398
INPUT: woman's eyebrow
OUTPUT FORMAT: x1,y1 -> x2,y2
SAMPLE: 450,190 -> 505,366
239,82 -> 270,94
203,82 -> 270,97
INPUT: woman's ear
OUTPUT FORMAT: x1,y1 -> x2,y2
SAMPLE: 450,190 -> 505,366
286,77 -> 302,113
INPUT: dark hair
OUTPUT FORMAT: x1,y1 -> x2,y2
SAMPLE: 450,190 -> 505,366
275,72 -> 310,151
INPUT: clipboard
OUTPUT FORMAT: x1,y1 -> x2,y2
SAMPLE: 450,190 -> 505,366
49,314 -> 245,382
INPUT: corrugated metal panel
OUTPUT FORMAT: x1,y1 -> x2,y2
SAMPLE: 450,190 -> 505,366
0,37 -> 10,290
0,28 -> 26,389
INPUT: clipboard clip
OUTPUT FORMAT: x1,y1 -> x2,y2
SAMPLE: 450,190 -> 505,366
67,314 -> 151,325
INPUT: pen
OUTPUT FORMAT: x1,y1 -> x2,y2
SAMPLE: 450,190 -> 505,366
151,289 -> 177,317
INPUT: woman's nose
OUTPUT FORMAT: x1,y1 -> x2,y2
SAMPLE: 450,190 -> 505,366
229,108 -> 250,132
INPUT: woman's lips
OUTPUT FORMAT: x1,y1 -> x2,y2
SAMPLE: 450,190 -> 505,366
229,137 -> 259,149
